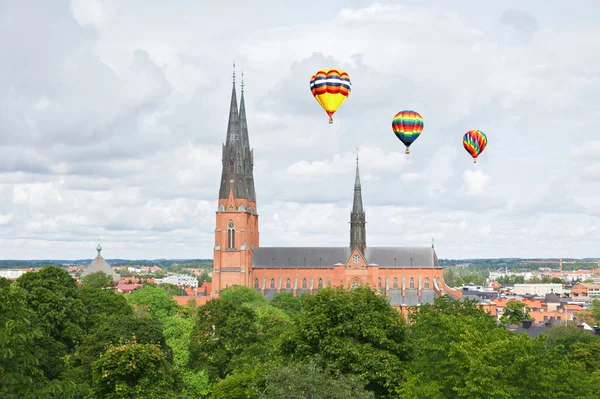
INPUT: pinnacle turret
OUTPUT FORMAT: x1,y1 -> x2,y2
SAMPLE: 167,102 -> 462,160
350,151 -> 366,254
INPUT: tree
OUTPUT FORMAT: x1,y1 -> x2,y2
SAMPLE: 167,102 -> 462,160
400,296 -> 505,398
71,314 -> 171,385
400,296 -> 594,398
0,283 -> 44,397
77,286 -> 133,329
585,299 -> 600,326
80,271 -> 115,289
257,361 -> 375,399
189,294 -> 258,380
500,300 -> 532,325
15,266 -> 87,379
91,340 -> 177,398
218,285 -> 268,309
16,266 -> 87,348
545,323 -> 599,354
282,286 -> 407,397
551,277 -> 563,284
270,291 -> 303,319
126,285 -> 179,324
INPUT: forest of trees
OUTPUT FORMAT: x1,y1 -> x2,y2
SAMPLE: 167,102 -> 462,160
2,265 -> 600,398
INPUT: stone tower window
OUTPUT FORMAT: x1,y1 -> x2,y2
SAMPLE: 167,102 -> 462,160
424,278 -> 430,288
378,278 -> 382,289
302,278 -> 307,289
393,278 -> 398,289
410,277 -> 415,288
286,279 -> 291,289
254,279 -> 259,289
227,221 -> 235,249
270,278 -> 275,289
318,278 -> 323,288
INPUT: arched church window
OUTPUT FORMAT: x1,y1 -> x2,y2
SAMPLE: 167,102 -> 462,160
286,279 -> 291,289
254,279 -> 259,289
424,278 -> 430,288
227,221 -> 235,249
302,278 -> 307,289
270,278 -> 275,289
393,278 -> 398,289
318,278 -> 323,288
410,278 -> 415,288
351,280 -> 360,289
378,278 -> 382,289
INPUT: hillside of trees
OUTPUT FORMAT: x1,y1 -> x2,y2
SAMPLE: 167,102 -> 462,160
2,266 -> 600,398
0,259 -> 213,270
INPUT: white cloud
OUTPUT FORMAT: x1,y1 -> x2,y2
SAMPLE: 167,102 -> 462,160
461,170 -> 491,196
1,1 -> 600,259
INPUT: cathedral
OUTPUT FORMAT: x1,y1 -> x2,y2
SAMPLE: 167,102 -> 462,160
211,71 -> 461,309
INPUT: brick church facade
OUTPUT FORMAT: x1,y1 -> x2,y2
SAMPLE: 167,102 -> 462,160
211,72 -> 461,309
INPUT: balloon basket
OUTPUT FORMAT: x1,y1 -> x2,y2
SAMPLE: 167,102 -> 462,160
473,158 -> 477,163
405,148 -> 410,154
328,117 -> 333,124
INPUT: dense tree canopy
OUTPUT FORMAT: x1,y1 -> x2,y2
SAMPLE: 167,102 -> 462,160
2,272 -> 600,398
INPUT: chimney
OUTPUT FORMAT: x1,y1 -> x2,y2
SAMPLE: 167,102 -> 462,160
522,320 -> 533,329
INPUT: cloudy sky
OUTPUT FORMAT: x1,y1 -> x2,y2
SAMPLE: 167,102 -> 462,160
1,0 -> 599,260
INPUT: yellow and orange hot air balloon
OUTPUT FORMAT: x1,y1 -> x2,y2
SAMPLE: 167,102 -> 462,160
310,69 -> 351,124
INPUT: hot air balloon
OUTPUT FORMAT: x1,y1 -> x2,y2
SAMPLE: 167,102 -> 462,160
309,69 -> 351,124
463,130 -> 487,163
392,110 -> 424,154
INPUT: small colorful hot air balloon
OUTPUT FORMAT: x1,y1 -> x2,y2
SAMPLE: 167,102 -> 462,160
392,110 -> 424,154
309,69 -> 351,124
463,130 -> 487,163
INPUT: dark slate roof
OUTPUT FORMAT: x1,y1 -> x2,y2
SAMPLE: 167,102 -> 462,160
364,247 -> 439,268
252,246 -> 440,268
421,288 -> 437,304
514,325 -> 552,338
387,288 -> 439,306
82,254 -> 119,281
253,247 -> 351,268
544,293 -> 562,303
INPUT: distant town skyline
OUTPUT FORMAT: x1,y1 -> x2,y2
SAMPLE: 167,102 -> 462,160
1,0 -> 600,260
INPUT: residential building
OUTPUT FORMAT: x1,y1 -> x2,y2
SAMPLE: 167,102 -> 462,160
155,274 -> 198,288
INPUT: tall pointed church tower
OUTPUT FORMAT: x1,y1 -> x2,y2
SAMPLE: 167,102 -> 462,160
213,65 -> 259,294
350,154 -> 366,254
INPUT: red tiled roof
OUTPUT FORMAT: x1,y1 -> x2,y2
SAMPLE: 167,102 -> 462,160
117,284 -> 139,293
172,296 -> 212,307
198,282 -> 212,295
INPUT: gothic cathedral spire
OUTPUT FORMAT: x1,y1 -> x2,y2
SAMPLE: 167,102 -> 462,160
350,151 -> 366,254
218,63 -> 256,204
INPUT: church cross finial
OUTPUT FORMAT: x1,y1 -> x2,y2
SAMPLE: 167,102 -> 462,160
232,62 -> 236,84
356,147 -> 359,165
241,71 -> 244,93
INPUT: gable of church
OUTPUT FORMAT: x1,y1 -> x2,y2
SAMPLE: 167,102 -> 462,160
345,248 -> 367,270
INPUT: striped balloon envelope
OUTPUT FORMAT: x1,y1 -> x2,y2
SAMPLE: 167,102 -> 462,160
392,110 -> 424,154
309,69 -> 351,124
463,130 -> 487,163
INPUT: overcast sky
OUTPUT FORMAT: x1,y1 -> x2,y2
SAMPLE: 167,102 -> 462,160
1,0 -> 599,260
